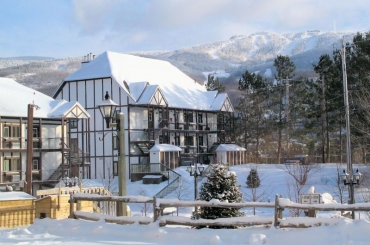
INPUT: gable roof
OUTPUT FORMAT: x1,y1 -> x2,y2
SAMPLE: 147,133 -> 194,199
48,101 -> 90,119
137,85 -> 168,106
61,51 -> 233,112
0,78 -> 89,119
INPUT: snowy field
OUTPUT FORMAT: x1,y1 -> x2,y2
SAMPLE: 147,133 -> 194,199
1,163 -> 370,245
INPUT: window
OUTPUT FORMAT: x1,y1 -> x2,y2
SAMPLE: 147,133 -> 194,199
3,125 -> 20,138
199,136 -> 204,146
198,114 -> 203,124
113,161 -> 118,176
185,136 -> 194,146
3,158 -> 20,172
33,127 -> 40,138
70,119 -> 78,129
3,127 -> 9,137
113,136 -> 118,150
175,136 -> 180,146
33,158 -> 40,170
12,126 -> 20,137
158,109 -> 162,121
149,112 -> 153,121
185,112 -> 193,123
159,135 -> 163,144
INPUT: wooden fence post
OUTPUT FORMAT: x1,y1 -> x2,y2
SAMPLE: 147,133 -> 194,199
153,196 -> 158,222
274,194 -> 279,227
69,194 -> 75,219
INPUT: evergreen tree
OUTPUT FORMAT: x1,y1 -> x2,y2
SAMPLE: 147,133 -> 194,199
198,164 -> 244,223
206,74 -> 225,92
236,70 -> 269,161
246,168 -> 261,188
310,54 -> 344,163
345,32 -> 370,162
272,55 -> 296,163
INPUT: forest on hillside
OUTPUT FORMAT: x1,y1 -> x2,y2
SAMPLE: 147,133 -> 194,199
206,32 -> 370,164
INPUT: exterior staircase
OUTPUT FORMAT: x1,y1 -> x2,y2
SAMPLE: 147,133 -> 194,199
46,142 -> 89,186
136,143 -> 152,154
47,164 -> 69,182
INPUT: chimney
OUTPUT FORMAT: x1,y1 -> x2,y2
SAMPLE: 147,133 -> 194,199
82,52 -> 95,65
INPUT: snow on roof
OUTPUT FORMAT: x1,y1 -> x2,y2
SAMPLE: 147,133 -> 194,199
0,77 -> 58,118
0,191 -> 35,201
0,78 -> 90,119
63,51 -> 232,111
216,144 -> 246,152
137,85 -> 159,104
48,101 -> 90,119
129,82 -> 149,102
149,144 -> 182,152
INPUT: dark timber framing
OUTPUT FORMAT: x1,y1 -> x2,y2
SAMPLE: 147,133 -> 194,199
53,75 -> 236,180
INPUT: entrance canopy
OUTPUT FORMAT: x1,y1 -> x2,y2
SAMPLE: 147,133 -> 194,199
149,144 -> 182,152
216,144 -> 246,152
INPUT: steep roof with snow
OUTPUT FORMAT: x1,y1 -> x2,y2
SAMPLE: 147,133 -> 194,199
0,77 -> 89,119
63,51 -> 232,111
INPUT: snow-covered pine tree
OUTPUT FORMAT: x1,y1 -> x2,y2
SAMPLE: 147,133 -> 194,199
246,168 -> 261,188
198,164 -> 244,222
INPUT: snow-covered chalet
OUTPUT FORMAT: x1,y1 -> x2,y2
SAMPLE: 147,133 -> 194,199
53,51 -> 245,180
0,78 -> 90,194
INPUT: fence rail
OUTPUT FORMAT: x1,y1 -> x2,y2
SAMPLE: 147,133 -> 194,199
70,194 -> 370,228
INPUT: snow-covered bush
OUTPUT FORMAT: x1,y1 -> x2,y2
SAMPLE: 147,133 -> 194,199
197,163 -> 244,226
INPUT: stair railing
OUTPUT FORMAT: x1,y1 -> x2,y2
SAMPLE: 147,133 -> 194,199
154,163 -> 181,198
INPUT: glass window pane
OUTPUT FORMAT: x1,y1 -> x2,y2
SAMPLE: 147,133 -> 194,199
3,127 -> 10,137
3,160 -> 10,171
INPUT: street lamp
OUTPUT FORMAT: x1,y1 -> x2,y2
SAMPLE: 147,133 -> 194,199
186,163 -> 205,200
341,168 -> 362,219
63,176 -> 79,187
99,91 -> 118,128
98,91 -> 127,216
341,169 -> 362,186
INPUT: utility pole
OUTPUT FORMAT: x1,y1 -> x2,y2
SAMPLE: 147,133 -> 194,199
341,38 -> 355,218
26,104 -> 34,195
285,77 -> 290,159
117,112 -> 127,216
321,75 -> 326,163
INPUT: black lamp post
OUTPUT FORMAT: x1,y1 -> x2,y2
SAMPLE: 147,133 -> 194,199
98,91 -> 127,216
186,163 -> 205,200
341,168 -> 362,219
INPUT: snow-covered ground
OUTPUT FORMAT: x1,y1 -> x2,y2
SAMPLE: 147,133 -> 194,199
1,163 -> 370,245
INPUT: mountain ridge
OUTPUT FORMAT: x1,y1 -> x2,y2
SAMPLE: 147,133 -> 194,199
0,30 -> 355,94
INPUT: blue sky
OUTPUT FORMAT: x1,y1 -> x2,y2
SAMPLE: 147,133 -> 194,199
1,0 -> 369,58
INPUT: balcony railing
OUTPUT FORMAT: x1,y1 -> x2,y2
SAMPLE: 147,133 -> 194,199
1,137 -> 62,150
130,131 -> 149,142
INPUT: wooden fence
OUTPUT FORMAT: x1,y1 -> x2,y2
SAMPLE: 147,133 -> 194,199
70,194 -> 370,228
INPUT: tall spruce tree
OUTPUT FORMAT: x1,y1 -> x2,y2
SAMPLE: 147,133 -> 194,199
236,70 -> 269,161
272,55 -> 296,163
345,32 -> 370,162
311,54 -> 344,163
198,164 -> 243,222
